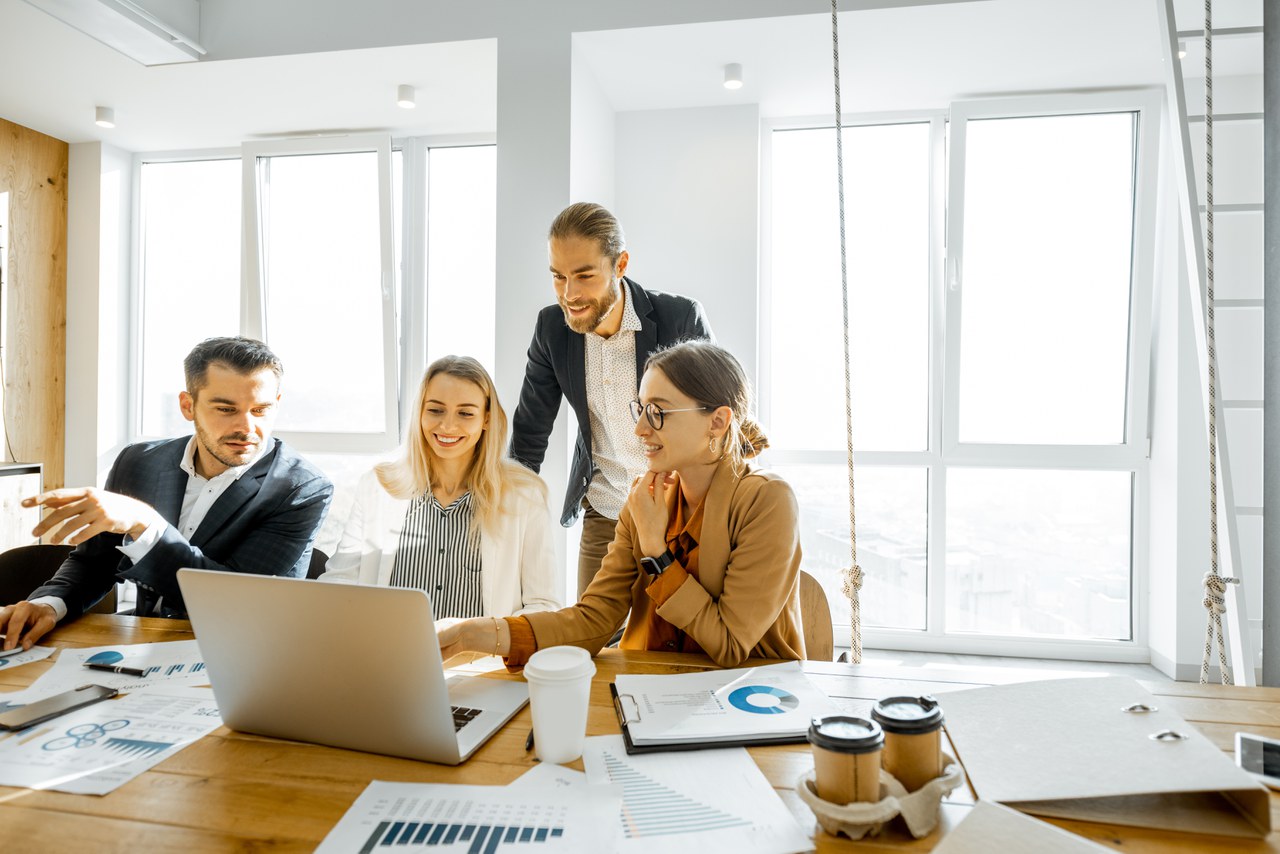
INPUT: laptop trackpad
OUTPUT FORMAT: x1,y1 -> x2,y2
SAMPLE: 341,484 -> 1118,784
447,675 -> 529,758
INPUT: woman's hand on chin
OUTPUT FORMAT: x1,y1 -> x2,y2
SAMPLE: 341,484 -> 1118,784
628,470 -> 674,556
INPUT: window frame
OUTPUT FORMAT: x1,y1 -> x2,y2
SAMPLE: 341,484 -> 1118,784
761,90 -> 1161,661
241,135 -> 399,453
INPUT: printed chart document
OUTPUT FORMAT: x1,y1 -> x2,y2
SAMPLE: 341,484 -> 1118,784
0,685 -> 222,795
583,734 -> 812,854
22,640 -> 211,699
316,780 -> 621,854
612,661 -> 839,749
0,644 -> 54,671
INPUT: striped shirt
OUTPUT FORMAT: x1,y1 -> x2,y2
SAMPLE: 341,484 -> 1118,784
390,491 -> 483,619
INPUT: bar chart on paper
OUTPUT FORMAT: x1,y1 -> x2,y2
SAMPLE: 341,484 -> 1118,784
317,781 -> 620,854
358,818 -> 564,853
582,736 -> 812,854
599,748 -> 750,837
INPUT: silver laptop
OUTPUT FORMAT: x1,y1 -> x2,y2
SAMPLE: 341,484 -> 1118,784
176,568 -> 528,765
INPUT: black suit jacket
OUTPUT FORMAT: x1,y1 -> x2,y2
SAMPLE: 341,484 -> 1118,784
30,436 -> 333,619
510,278 -> 713,526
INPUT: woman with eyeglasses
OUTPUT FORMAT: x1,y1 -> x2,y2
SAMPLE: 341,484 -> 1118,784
438,339 -> 804,668
321,356 -> 560,620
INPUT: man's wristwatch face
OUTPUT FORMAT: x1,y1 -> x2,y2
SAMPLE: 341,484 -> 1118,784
640,549 -> 675,577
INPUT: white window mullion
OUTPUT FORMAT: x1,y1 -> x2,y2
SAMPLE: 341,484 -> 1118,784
242,134 -> 398,453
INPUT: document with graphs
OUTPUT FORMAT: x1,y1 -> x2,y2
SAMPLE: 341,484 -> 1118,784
0,684 -> 222,795
610,662 -> 840,751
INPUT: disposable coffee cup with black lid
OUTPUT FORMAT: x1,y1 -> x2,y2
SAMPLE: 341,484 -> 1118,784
807,715 -> 884,753
871,695 -> 944,733
808,715 -> 884,805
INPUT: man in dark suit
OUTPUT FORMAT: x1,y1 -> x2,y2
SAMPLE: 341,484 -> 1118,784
0,337 -> 333,650
511,203 -> 713,597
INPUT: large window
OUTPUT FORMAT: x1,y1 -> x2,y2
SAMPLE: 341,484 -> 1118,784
137,158 -> 240,437
765,92 -> 1157,656
134,139 -> 497,451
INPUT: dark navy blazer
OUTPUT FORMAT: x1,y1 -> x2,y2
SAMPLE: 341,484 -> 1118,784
30,436 -> 333,619
509,278 -> 713,527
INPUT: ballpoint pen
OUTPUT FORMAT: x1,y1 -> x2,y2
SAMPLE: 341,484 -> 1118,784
83,663 -> 148,678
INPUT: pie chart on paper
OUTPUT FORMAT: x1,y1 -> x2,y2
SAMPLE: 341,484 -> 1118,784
727,685 -> 800,715
85,651 -> 125,665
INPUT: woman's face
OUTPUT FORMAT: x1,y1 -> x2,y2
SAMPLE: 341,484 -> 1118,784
633,367 -> 716,473
420,373 -> 488,462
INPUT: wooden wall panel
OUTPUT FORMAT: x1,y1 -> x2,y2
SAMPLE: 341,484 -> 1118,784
0,118 -> 67,490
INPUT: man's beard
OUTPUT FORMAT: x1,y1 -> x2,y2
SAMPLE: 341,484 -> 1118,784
560,278 -> 622,334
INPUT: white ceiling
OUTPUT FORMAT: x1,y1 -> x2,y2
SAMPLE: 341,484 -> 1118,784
0,0 -> 497,151
0,0 -> 1264,153
574,0 -> 1174,117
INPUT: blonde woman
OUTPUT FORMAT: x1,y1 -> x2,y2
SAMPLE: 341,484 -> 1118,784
323,356 -> 560,619
440,340 -> 804,668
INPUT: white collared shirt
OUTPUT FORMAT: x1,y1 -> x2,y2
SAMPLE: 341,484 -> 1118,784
33,436 -> 257,620
583,287 -> 648,521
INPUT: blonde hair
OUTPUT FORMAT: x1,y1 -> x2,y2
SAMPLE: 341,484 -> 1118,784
644,340 -> 770,474
376,356 -> 545,535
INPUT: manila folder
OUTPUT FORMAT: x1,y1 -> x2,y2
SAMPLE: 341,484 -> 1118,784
942,676 -> 1270,838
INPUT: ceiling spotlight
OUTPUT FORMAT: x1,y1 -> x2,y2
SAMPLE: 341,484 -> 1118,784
397,84 -> 416,109
95,106 -> 115,128
723,63 -> 744,90
1177,41 -> 1187,59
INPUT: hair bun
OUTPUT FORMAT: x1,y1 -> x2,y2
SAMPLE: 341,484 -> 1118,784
739,419 -> 770,460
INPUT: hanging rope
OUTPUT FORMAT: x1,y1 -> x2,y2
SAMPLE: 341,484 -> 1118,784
1199,0 -> 1235,686
830,0 -> 863,663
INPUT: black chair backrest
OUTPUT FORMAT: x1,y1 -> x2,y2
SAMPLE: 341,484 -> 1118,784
0,545 -> 118,615
0,544 -> 74,604
306,548 -> 330,580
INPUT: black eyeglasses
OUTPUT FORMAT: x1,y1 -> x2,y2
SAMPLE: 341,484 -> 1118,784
629,400 -> 711,430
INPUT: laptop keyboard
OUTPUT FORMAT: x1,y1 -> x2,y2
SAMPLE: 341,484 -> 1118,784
451,705 -> 482,732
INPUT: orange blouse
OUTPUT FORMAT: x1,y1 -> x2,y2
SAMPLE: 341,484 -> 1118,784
503,491 -> 706,667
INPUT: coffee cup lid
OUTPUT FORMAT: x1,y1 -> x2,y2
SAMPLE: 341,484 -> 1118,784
807,715 -> 884,754
870,695 -> 944,733
523,645 -> 597,682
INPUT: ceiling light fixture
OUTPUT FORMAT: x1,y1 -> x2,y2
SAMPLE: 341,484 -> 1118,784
723,63 -> 744,90
1177,41 -> 1188,59
95,106 -> 116,128
397,84 -> 416,109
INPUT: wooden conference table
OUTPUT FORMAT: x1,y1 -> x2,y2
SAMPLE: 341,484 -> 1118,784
1,614 -> 1280,853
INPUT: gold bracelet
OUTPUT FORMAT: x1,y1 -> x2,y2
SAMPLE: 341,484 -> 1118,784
493,618 -> 501,656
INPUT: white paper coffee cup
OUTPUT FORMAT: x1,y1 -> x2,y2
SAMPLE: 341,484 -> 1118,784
523,646 -> 596,764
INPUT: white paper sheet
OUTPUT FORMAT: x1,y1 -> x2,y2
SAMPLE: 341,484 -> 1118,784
614,661 -> 839,745
0,684 -> 222,795
582,734 -> 813,854
23,640 -> 211,698
0,644 -> 55,671
316,780 -> 621,854
508,762 -> 587,790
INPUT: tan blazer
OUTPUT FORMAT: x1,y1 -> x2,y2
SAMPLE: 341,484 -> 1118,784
524,460 -> 805,667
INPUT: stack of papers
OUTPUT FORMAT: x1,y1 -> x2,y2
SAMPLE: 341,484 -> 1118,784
613,661 -> 841,751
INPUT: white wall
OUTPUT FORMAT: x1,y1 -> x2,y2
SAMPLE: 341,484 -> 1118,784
65,141 -> 130,489
569,42 -> 616,208
614,104 -> 761,380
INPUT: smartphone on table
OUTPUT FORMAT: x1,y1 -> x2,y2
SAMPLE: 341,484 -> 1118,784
0,684 -> 119,731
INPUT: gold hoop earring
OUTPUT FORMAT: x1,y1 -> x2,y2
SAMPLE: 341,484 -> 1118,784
708,436 -> 719,454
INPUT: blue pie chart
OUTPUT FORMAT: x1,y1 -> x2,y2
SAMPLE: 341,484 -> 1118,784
727,685 -> 800,715
85,651 -> 124,665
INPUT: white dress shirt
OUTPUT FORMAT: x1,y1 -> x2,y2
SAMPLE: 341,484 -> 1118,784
583,288 -> 648,521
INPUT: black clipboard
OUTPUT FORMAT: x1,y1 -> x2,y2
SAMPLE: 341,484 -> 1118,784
609,682 -> 810,755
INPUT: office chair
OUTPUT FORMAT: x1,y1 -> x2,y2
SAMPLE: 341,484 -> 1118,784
306,548 -> 331,580
0,544 -> 117,615
799,570 -> 835,661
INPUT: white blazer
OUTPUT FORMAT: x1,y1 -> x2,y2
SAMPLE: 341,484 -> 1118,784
322,469 -> 561,617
